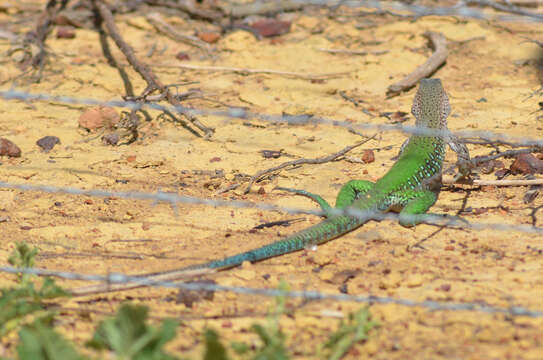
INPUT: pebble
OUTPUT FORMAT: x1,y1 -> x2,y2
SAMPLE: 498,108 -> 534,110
36,136 -> 60,152
0,138 -> 21,157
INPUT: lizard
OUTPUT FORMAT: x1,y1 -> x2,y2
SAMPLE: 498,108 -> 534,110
71,78 -> 471,296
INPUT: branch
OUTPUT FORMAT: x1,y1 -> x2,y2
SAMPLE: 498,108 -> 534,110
387,31 -> 448,96
92,0 -> 213,137
244,135 -> 377,194
154,63 -> 349,80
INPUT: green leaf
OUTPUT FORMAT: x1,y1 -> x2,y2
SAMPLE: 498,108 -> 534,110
37,278 -> 69,299
0,278 -> 68,336
17,317 -> 85,360
322,307 -> 378,360
8,242 -> 38,284
230,341 -> 250,355
204,329 -> 230,360
86,303 -> 179,360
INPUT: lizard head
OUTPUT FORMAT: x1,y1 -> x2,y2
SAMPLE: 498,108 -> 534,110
411,78 -> 451,129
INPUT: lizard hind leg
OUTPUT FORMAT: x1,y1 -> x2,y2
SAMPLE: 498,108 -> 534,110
397,190 -> 467,228
397,189 -> 438,227
335,180 -> 375,209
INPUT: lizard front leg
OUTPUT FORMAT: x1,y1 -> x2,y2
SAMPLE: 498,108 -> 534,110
447,134 -> 472,180
275,186 -> 333,214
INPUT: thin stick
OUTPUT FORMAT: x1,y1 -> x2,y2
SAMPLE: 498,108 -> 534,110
387,31 -> 448,96
471,148 -> 539,165
154,63 -> 349,80
466,0 -> 543,20
443,177 -> 543,186
244,135 -> 377,194
221,0 -> 303,18
70,267 -> 216,296
30,0 -> 69,81
318,48 -> 389,56
145,12 -> 212,52
144,0 -> 223,22
93,0 -> 213,137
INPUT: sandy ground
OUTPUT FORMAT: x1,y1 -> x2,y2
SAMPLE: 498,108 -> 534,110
1,1 -> 543,358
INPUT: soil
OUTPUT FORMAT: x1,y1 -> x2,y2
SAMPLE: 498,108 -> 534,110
1,1 -> 543,359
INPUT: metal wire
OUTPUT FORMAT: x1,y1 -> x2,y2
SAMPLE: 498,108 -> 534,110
1,89 -> 542,147
0,180 -> 541,234
0,265 -> 540,317
1,0 -> 542,318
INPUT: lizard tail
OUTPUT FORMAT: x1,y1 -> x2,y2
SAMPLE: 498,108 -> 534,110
194,215 -> 361,271
70,215 -> 363,296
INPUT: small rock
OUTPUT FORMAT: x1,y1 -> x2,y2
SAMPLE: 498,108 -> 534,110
478,159 -> 503,174
176,51 -> 190,60
330,269 -> 359,284
249,19 -> 291,37
311,251 -> 333,266
362,149 -> 375,164
102,133 -> 119,145
389,111 -> 409,123
236,269 -> 256,281
198,32 -> 220,44
240,261 -> 252,269
261,150 -> 282,159
221,321 -> 233,328
318,268 -> 335,282
79,106 -> 120,131
406,274 -> 423,288
379,272 -> 401,289
56,27 -> 75,39
176,279 -> 215,307
0,138 -> 21,157
510,153 -> 543,174
36,136 -> 60,152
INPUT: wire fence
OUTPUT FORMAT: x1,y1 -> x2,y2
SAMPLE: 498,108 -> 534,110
308,0 -> 543,21
1,265 -> 542,317
0,88 -> 542,316
0,180 -> 542,235
1,0 -> 542,319
1,89 -> 543,147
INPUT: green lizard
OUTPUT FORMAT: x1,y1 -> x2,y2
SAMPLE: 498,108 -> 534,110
71,78 -> 471,296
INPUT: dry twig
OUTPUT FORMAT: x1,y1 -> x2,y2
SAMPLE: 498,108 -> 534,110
70,267 -> 216,296
318,48 -> 389,56
466,0 -> 543,20
244,135 -> 377,194
444,177 -> 543,186
93,0 -> 213,137
145,12 -> 212,52
387,32 -> 448,96
154,63 -> 349,80
144,0 -> 223,22
29,0 -> 69,81
220,0 -> 304,18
